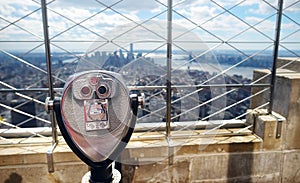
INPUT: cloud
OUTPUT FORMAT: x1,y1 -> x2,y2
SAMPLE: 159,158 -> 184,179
284,0 -> 300,12
50,0 -> 160,11
0,4 -> 17,18
46,6 -> 141,42
247,0 -> 300,14
0,0 -> 299,52
0,2 -> 44,41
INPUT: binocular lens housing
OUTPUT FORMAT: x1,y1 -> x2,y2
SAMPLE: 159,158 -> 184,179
60,70 -> 133,163
98,85 -> 107,94
81,86 -> 92,96
97,84 -> 109,98
72,74 -> 115,100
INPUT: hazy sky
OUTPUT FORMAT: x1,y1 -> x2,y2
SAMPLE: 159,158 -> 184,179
0,0 -> 299,52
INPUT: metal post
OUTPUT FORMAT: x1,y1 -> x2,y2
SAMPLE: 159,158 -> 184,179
41,1 -> 54,100
41,0 -> 58,173
166,0 -> 174,166
41,0 -> 57,144
89,165 -> 113,183
269,0 -> 284,114
166,0 -> 173,137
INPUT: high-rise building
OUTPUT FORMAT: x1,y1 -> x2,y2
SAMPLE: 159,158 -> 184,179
11,100 -> 37,128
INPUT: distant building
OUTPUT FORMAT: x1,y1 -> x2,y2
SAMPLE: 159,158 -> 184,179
11,100 -> 37,128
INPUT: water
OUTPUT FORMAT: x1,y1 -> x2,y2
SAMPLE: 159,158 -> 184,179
151,55 -> 255,79
181,62 -> 255,79
65,53 -> 256,79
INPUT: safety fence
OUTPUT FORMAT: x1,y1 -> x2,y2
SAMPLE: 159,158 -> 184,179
0,0 -> 299,146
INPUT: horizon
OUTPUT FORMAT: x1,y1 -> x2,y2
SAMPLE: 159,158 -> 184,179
2,49 -> 299,56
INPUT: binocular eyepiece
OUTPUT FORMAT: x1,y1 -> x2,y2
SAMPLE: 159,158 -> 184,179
72,74 -> 115,100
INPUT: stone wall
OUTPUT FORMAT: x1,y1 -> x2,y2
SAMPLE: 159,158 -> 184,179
120,111 -> 300,183
0,142 -> 88,183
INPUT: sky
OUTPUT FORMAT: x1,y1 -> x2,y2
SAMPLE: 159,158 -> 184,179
0,0 -> 299,53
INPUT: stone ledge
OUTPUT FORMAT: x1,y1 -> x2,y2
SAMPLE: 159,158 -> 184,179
1,127 -> 297,183
277,57 -> 300,72
0,128 -> 262,166
121,128 -> 262,163
121,150 -> 287,183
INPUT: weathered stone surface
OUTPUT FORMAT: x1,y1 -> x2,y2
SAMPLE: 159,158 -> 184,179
0,162 -> 87,183
190,154 -> 228,181
254,114 -> 284,150
189,152 -> 281,182
122,159 -> 190,183
282,150 -> 300,183
0,141 -> 87,183
284,78 -> 300,149
251,68 -> 300,150
250,69 -> 271,109
277,58 -> 300,72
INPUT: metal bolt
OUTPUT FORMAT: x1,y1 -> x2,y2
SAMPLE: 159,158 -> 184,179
45,97 -> 54,113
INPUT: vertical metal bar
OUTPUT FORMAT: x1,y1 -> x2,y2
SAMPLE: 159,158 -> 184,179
41,0 -> 58,173
47,142 -> 57,172
41,0 -> 57,144
41,0 -> 54,100
269,0 -> 284,114
166,0 -> 173,137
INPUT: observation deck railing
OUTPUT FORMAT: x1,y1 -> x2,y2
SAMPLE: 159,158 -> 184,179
0,0 -> 299,147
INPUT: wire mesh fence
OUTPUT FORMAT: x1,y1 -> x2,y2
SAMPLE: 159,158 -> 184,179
0,0 -> 299,145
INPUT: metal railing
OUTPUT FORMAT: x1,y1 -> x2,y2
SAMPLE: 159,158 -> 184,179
0,0 -> 299,146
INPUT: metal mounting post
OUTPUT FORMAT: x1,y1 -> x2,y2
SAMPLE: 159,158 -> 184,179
269,0 -> 284,114
41,0 -> 58,172
166,0 -> 173,138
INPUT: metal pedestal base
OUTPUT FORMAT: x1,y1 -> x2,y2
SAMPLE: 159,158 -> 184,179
82,167 -> 121,183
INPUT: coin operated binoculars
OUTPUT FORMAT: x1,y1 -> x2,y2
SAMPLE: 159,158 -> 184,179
46,70 -> 145,183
